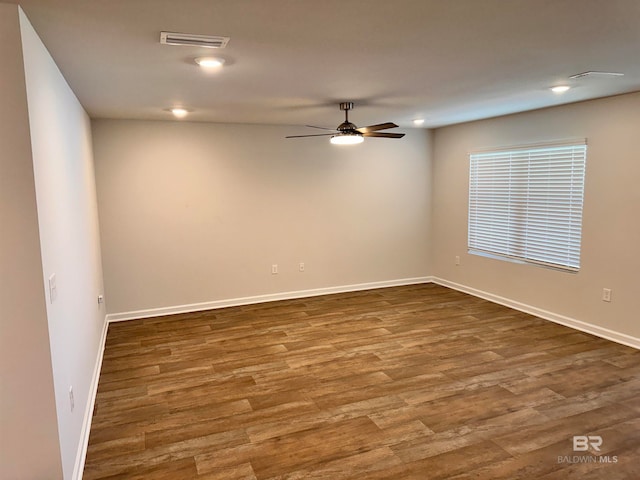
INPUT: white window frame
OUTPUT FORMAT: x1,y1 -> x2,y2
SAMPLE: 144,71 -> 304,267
468,140 -> 587,272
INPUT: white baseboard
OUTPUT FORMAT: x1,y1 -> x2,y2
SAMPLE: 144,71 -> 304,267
72,316 -> 109,480
106,276 -> 433,323
432,277 -> 640,350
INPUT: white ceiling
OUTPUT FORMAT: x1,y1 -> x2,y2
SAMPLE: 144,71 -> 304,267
9,0 -> 640,129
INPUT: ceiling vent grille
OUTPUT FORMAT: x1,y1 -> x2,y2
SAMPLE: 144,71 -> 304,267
569,71 -> 624,79
160,31 -> 229,48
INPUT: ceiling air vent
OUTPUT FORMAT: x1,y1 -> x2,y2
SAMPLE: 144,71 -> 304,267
569,71 -> 624,79
160,31 -> 230,48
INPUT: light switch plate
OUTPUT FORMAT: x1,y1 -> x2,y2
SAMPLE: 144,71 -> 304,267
48,274 -> 57,303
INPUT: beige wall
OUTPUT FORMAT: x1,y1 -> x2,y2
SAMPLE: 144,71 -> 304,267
93,120 -> 432,315
0,4 -> 63,478
20,9 -> 107,478
432,92 -> 640,341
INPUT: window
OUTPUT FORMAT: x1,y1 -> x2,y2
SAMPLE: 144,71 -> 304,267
468,141 -> 587,272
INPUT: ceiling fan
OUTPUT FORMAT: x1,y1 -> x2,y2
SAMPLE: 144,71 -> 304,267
286,102 -> 405,144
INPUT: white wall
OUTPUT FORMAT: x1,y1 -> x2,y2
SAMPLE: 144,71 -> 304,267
18,9 -> 107,479
0,4 -> 63,478
92,120 -> 432,316
432,92 -> 640,343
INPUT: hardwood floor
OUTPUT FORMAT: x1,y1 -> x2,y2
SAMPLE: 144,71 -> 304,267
84,284 -> 640,479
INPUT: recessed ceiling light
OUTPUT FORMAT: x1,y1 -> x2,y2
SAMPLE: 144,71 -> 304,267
169,107 -> 190,118
330,133 -> 364,145
413,119 -> 425,126
195,57 -> 225,69
551,85 -> 571,94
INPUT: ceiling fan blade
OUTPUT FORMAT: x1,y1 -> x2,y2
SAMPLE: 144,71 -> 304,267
363,132 -> 405,139
305,125 -> 338,131
285,133 -> 336,138
356,122 -> 399,133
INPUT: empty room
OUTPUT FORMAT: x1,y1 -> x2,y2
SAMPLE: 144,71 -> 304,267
2,1 -> 640,479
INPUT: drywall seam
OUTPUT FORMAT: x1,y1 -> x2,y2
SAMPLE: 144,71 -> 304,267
106,277 -> 433,322
72,315 -> 108,480
433,277 -> 640,350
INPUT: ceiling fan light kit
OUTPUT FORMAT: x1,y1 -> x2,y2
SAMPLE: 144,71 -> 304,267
286,102 -> 405,145
330,133 -> 364,145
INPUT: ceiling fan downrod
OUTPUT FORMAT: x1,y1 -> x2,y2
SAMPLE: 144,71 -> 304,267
338,102 -> 357,132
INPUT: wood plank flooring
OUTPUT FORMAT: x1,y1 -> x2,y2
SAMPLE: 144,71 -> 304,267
84,284 -> 640,479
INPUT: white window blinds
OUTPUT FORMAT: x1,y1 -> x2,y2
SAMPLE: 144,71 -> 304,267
468,142 -> 587,272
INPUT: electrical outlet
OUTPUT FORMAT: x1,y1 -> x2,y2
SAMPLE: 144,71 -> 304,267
299,262 -> 305,272
602,288 -> 612,302
69,386 -> 74,412
455,256 -> 461,266
271,264 -> 278,275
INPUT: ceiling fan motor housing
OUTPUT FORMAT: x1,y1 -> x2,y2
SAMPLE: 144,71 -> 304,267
337,121 -> 359,132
